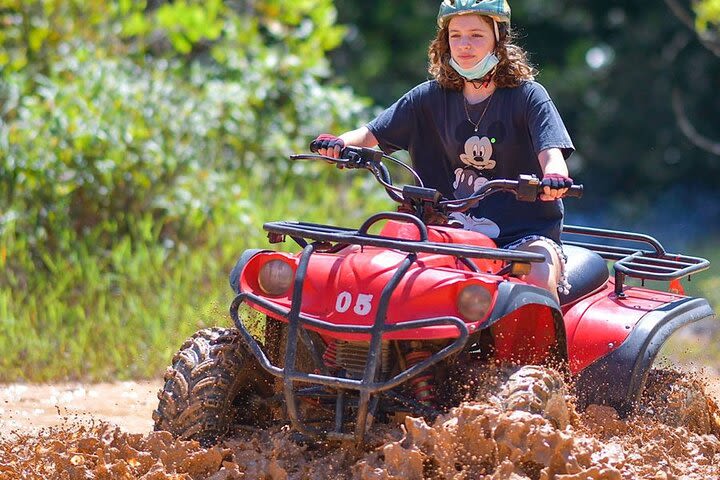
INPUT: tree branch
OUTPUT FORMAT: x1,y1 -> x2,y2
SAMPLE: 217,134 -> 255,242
665,0 -> 696,29
672,88 -> 720,155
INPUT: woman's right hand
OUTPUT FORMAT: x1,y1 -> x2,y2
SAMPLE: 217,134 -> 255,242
311,134 -> 345,158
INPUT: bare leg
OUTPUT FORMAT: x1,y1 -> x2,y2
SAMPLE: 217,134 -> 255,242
513,238 -> 564,304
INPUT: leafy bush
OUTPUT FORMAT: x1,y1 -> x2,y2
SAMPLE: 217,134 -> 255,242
0,0 -> 370,252
0,0 -> 380,380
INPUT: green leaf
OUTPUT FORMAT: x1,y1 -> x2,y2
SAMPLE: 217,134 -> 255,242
695,0 -> 720,31
28,27 -> 49,52
122,12 -> 150,36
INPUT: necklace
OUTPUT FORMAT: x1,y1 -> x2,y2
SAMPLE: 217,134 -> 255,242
463,92 -> 494,133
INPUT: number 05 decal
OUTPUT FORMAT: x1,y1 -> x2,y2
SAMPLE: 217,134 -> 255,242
335,292 -> 374,316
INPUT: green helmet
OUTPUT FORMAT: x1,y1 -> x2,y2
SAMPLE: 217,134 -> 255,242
437,0 -> 511,27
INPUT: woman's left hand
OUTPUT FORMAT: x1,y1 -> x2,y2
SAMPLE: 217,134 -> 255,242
540,173 -> 573,201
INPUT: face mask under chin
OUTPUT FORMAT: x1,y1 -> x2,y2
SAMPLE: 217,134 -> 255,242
450,53 -> 499,81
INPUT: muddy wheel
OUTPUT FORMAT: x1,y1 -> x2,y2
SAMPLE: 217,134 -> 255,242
153,327 -> 274,446
497,365 -> 571,429
639,368 -> 720,435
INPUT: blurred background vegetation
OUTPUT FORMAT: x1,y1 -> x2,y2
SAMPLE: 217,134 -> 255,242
0,0 -> 718,381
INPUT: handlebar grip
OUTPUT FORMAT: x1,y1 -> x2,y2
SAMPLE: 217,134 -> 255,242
564,185 -> 583,198
309,139 -> 359,156
309,138 -> 354,154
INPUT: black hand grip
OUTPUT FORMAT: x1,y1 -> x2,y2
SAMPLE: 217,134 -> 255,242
309,141 -> 380,163
309,139 -> 353,156
564,185 -> 583,198
308,138 -> 350,153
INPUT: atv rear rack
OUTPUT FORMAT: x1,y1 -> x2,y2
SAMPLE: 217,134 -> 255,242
562,225 -> 710,296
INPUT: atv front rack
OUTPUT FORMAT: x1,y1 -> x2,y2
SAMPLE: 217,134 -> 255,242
230,231 -> 472,443
562,225 -> 710,296
263,211 -> 547,265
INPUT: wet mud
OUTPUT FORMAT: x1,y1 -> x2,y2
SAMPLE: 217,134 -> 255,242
2,374 -> 720,480
0,384 -> 720,480
2,402 -> 720,479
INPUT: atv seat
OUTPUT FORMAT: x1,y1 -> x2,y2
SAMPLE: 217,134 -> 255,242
559,244 -> 610,305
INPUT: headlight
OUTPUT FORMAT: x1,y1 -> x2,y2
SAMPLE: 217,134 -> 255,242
457,284 -> 492,321
258,260 -> 294,296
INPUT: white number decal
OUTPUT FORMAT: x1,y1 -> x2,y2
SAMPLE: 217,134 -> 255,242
354,294 -> 374,316
335,291 -> 352,313
335,292 -> 374,316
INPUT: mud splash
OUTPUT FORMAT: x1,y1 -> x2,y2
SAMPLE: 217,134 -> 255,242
2,398 -> 720,479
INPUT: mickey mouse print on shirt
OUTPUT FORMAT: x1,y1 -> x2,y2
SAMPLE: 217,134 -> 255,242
452,134 -> 496,197
450,121 -> 505,238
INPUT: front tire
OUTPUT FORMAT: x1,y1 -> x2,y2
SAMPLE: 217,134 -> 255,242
153,327 -> 274,446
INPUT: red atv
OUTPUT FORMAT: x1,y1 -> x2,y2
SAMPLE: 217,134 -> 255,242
153,146 -> 716,445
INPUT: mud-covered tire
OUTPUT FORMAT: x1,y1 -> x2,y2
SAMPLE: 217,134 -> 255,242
153,327 -> 274,446
497,365 -> 571,429
639,368 -> 720,435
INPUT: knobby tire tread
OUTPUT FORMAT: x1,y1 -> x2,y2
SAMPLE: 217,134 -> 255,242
153,327 -> 273,446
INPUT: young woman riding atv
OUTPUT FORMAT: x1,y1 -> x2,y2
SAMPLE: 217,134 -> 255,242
315,0 -> 575,304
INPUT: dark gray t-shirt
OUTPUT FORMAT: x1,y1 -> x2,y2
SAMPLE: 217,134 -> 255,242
366,80 -> 574,246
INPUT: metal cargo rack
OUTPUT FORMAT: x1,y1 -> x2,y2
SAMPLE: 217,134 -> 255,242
264,212 -> 547,266
562,225 -> 710,296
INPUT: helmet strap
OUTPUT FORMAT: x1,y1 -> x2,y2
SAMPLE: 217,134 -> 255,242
469,71 -> 494,89
490,19 -> 499,87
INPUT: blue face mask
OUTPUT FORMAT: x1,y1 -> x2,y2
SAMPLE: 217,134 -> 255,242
450,53 -> 499,81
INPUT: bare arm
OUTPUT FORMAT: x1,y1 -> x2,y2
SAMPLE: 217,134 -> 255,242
339,127 -> 378,149
538,148 -> 569,176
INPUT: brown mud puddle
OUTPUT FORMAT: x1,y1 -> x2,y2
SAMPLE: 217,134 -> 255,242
2,377 -> 720,479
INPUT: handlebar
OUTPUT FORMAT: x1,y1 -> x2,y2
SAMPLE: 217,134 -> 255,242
293,145 -> 582,217
441,176 -> 583,211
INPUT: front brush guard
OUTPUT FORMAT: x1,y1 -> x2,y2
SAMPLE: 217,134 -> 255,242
230,241 -> 470,443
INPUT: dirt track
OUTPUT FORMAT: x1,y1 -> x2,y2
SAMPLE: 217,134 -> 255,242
0,381 -> 158,435
2,372 -> 720,479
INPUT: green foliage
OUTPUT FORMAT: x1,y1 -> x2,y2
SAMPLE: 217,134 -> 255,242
0,0 -> 377,380
0,0 -> 135,73
152,0 -> 224,53
1,0 -> 370,252
695,246 -> 720,313
695,0 -> 720,31
0,169 -> 392,381
658,245 -> 720,365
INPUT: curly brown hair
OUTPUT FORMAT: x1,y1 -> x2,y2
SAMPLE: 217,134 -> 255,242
428,16 -> 537,90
